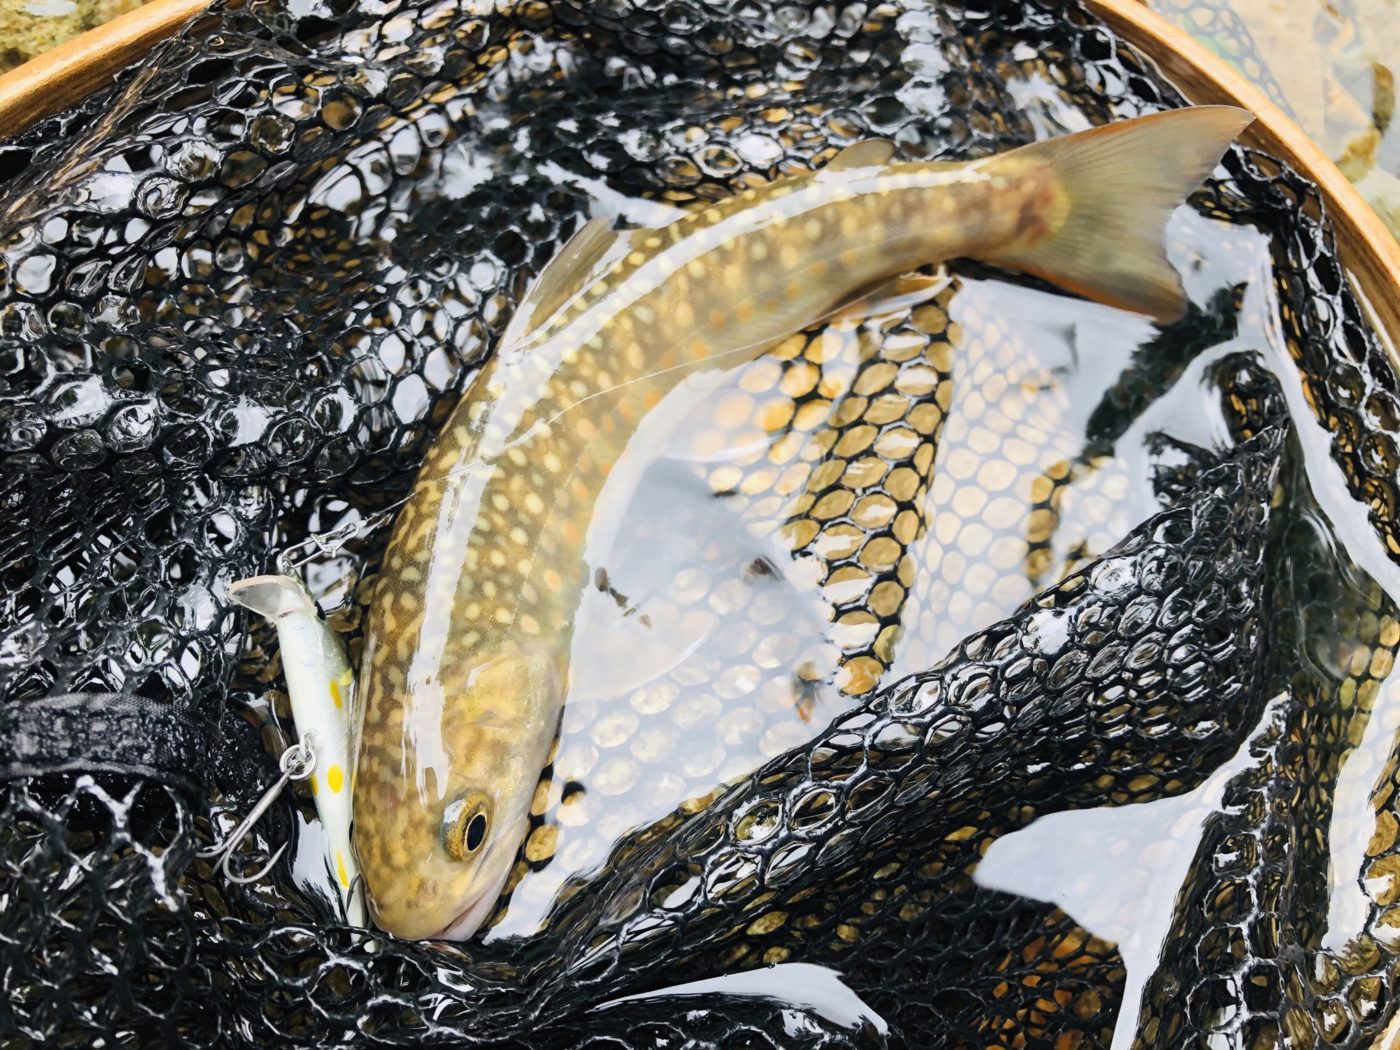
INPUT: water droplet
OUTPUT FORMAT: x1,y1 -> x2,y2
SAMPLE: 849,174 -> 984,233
162,422 -> 214,470
248,113 -> 294,154
734,132 -> 783,167
105,401 -> 158,452
0,621 -> 47,666
0,404 -> 46,450
47,374 -> 112,428
733,798 -> 781,843
163,138 -> 220,180
1089,556 -> 1136,596
773,5 -> 810,33
218,398 -> 271,447
321,91 -> 363,132
136,176 -> 186,219
14,252 -> 57,295
1021,607 -> 1071,655
50,428 -> 106,470
403,46 -> 444,77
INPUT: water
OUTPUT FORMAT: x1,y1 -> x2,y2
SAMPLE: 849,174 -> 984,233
238,104 -> 1400,1030
977,693 -> 1292,1050
169,5 -> 1400,1037
1150,0 -> 1399,238
422,189 -> 1394,1047
308,165 -> 1357,969
966,204 -> 1400,1043
597,962 -> 891,1037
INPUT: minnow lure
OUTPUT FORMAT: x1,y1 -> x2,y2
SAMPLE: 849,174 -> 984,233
352,105 -> 1254,940
229,574 -> 366,927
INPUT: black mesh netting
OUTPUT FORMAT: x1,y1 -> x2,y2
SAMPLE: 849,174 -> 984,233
3,0 -> 1400,1047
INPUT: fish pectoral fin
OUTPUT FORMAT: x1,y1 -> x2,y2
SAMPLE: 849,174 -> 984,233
501,216 -> 631,346
824,138 -> 897,171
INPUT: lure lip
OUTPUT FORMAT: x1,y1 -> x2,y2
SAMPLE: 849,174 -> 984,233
228,574 -> 317,619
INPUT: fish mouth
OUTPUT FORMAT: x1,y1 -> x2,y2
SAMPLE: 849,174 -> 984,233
421,827 -> 522,941
426,859 -> 515,941
428,890 -> 498,941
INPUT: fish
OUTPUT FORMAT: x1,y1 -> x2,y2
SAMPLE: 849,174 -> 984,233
230,574 -> 367,927
351,104 -> 1255,941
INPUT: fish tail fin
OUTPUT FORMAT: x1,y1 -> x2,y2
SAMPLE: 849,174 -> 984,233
978,106 -> 1254,322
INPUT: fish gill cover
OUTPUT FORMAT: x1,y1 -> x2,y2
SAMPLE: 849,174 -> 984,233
0,0 -> 1398,1047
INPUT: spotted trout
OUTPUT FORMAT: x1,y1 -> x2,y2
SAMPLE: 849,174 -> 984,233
352,105 -> 1254,940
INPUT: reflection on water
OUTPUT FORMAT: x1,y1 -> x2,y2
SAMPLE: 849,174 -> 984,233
420,178 -> 1400,1040
977,694 -> 1290,1050
1150,0 -> 1398,237
470,190 -> 1240,936
598,962 -> 891,1038
968,204 -> 1400,1040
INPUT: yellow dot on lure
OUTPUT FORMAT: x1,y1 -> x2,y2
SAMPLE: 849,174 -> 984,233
328,764 -> 344,793
336,850 -> 350,888
329,678 -> 343,708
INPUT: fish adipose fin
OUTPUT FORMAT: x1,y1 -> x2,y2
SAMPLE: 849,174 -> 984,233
980,105 -> 1254,323
825,138 -> 897,171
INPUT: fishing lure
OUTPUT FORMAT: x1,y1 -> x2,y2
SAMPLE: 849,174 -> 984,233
219,573 -> 366,927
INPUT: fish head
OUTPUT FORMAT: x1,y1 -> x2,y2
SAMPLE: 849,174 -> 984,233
353,638 -> 563,941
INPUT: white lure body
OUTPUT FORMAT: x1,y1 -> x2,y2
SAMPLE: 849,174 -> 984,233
229,573 -> 366,927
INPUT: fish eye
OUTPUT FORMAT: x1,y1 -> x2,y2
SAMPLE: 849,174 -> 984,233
466,812 -> 488,851
441,793 -> 491,862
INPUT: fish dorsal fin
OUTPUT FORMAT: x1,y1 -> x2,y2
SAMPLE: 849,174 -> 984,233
825,139 -> 897,172
501,216 -> 628,347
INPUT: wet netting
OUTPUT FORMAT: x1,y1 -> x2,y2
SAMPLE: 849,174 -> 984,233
2,0 -> 1400,1047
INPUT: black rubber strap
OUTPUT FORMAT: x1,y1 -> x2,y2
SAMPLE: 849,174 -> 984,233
0,692 -> 220,798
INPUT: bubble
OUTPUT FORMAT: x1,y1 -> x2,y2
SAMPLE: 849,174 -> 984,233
46,375 -> 112,428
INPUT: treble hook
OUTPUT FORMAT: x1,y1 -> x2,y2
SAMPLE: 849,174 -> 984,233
345,872 -> 369,923
198,741 -> 317,885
